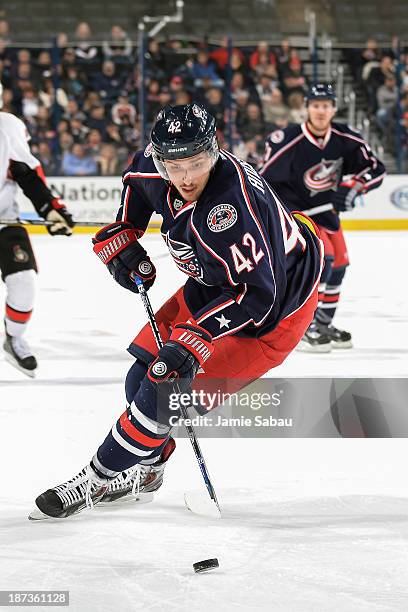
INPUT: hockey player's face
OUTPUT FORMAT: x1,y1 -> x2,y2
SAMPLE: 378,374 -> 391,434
164,153 -> 212,201
307,100 -> 336,133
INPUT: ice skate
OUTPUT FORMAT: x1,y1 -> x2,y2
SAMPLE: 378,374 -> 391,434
296,321 -> 332,353
29,465 -> 109,520
3,331 -> 37,377
100,437 -> 176,506
317,323 -> 353,349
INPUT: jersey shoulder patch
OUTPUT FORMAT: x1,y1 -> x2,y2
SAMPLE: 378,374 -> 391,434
266,124 -> 302,148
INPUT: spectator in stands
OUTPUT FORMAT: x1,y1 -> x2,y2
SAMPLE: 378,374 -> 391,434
231,49 -> 248,83
256,74 -> 279,118
91,60 -> 124,106
205,86 -> 225,131
376,74 -> 398,140
61,48 -> 77,69
174,90 -> 191,105
30,106 -> 56,148
249,42 -> 277,78
190,50 -> 223,88
281,49 -> 307,97
362,38 -> 381,63
62,143 -> 97,176
236,102 -> 265,143
97,143 -> 121,176
16,49 -> 32,64
0,40 -> 12,82
0,86 -> 14,112
146,79 -> 162,122
210,35 -> 244,74
365,54 -> 395,112
103,25 -> 133,64
74,22 -> 98,64
86,129 -> 103,157
13,61 -> 35,87
163,39 -> 187,75
105,122 -> 123,146
169,75 -> 185,97
158,86 -> 172,109
36,51 -> 52,73
39,74 -> 69,111
59,131 -> 74,153
145,38 -> 166,80
69,115 -> 90,143
36,141 -> 61,176
0,19 -> 10,43
87,103 -> 108,136
61,66 -> 87,101
111,94 -> 136,126
63,99 -> 81,121
21,88 -> 40,121
262,87 -> 289,129
56,32 -> 69,49
287,90 -> 307,124
57,119 -> 70,136
276,39 -> 292,77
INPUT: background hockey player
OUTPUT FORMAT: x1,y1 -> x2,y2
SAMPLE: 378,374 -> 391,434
0,83 -> 75,376
31,103 -> 323,520
260,83 -> 386,352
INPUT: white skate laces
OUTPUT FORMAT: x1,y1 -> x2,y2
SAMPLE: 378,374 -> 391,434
54,465 -> 107,511
106,465 -> 151,499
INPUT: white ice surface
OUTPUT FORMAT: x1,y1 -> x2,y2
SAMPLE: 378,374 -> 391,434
1,232 -> 408,612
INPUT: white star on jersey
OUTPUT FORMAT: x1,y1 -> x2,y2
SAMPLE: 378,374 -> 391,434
215,314 -> 231,329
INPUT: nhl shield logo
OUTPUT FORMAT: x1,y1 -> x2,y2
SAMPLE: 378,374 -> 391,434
173,198 -> 184,211
207,204 -> 237,233
13,245 -> 29,263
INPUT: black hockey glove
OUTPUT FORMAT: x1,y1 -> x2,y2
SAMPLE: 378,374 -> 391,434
41,199 -> 75,236
93,222 -> 156,293
332,178 -> 365,212
148,323 -> 214,393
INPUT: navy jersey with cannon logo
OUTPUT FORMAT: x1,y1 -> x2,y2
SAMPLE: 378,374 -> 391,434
117,147 -> 323,340
260,122 -> 386,231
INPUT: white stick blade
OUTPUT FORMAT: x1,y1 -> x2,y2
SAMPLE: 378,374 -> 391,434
184,491 -> 221,519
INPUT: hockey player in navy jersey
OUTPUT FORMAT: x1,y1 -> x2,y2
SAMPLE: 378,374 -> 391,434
260,84 -> 386,351
31,103 -> 323,519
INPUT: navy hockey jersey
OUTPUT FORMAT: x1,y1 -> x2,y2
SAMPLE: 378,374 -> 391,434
260,122 -> 386,231
117,147 -> 323,340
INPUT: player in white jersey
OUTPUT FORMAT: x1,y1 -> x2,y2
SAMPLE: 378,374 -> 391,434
0,83 -> 75,376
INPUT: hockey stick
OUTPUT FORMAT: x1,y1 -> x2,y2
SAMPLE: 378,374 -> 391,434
134,275 -> 221,518
0,217 -> 108,227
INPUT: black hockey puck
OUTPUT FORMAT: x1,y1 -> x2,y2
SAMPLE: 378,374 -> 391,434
193,558 -> 219,573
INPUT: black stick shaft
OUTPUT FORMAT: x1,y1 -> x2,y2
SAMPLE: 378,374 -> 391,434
134,276 -> 221,513
0,218 -> 107,227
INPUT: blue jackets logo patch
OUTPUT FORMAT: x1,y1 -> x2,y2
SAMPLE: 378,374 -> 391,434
207,204 -> 238,232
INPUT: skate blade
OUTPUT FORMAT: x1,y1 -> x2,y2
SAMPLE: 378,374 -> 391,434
331,341 -> 353,349
28,508 -> 56,521
4,352 -> 37,378
296,342 -> 332,354
184,491 -> 221,519
98,492 -> 154,506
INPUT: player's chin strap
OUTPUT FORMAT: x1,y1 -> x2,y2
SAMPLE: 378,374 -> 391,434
134,275 -> 221,518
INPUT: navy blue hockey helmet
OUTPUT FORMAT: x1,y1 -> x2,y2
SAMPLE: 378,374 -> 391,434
150,103 -> 219,179
305,83 -> 337,105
